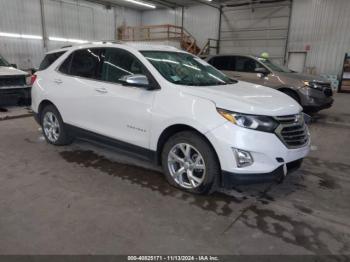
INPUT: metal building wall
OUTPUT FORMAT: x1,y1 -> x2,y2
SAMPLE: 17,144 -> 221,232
0,0 -> 44,69
141,8 -> 181,26
44,0 -> 115,51
184,5 -> 220,48
220,1 -> 291,65
0,0 -> 141,69
141,5 -> 220,50
288,0 -> 350,76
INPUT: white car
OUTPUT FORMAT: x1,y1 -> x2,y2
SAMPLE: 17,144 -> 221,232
31,43 -> 310,194
0,54 -> 30,106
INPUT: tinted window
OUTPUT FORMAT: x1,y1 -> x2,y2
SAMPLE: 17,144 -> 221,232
208,56 -> 234,71
65,48 -> 104,79
101,48 -> 148,84
39,51 -> 66,71
58,53 -> 73,75
235,57 -> 260,73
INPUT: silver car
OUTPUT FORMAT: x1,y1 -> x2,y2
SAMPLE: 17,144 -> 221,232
206,54 -> 334,112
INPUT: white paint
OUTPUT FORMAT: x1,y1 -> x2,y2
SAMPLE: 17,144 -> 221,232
32,43 -> 310,175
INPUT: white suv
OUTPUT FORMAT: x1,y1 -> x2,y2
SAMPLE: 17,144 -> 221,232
32,43 -> 310,194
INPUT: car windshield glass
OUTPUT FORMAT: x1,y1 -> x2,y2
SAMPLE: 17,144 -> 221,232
141,51 -> 236,86
257,58 -> 293,73
0,55 -> 10,67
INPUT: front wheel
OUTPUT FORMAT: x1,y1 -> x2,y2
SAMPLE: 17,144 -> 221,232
41,105 -> 73,146
161,131 -> 220,195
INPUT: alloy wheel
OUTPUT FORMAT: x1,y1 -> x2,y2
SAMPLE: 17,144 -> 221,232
167,143 -> 206,189
43,112 -> 60,143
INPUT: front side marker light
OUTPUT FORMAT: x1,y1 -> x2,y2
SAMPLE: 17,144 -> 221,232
217,109 -> 236,124
233,148 -> 254,168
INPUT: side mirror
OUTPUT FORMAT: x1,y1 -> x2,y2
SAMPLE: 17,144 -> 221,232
255,67 -> 269,77
10,64 -> 17,68
119,74 -> 150,88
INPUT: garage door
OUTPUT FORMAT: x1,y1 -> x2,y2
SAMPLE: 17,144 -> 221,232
219,1 -> 291,65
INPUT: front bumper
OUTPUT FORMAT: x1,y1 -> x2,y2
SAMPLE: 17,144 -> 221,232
0,86 -> 31,106
222,158 -> 303,186
299,87 -> 334,111
206,122 -> 310,187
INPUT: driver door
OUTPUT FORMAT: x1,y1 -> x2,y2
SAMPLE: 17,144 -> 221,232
90,48 -> 156,149
230,56 -> 266,85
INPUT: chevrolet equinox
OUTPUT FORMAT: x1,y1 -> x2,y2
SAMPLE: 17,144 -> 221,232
31,43 -> 310,194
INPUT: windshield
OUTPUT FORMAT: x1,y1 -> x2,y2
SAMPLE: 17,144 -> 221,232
257,58 -> 293,73
0,55 -> 10,67
141,51 -> 235,86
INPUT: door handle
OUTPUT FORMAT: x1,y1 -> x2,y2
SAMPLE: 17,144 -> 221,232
54,79 -> 63,84
95,87 -> 108,94
233,74 -> 241,77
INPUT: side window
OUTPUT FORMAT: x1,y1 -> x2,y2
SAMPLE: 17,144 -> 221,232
101,48 -> 148,84
39,51 -> 66,71
58,53 -> 73,75
63,48 -> 104,79
235,57 -> 260,73
209,56 -> 233,71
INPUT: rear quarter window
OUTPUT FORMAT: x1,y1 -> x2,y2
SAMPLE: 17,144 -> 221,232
39,51 -> 66,71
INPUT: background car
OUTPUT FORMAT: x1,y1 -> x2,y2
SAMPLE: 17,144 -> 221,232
0,54 -> 31,107
206,54 -> 334,112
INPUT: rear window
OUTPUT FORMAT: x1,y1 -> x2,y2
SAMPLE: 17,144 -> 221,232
208,56 -> 234,71
39,51 -> 66,71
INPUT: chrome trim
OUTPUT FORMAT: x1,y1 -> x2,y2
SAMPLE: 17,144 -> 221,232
274,114 -> 309,149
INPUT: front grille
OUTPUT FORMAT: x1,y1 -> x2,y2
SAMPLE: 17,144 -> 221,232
275,114 -> 309,148
0,76 -> 26,87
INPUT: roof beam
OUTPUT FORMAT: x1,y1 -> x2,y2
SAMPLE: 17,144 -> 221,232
189,0 -> 221,9
82,0 -> 172,9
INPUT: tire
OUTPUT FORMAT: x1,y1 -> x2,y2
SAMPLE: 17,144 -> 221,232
281,89 -> 300,104
161,131 -> 220,195
41,105 -> 73,146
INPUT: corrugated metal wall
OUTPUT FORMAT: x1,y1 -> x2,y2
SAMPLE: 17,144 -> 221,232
220,1 -> 291,65
142,8 -> 181,26
0,0 -> 44,69
288,0 -> 350,76
184,5 -> 220,48
0,0 -> 141,69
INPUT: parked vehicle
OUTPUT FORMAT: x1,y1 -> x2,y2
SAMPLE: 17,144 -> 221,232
32,43 -> 310,194
0,54 -> 31,106
206,54 -> 334,112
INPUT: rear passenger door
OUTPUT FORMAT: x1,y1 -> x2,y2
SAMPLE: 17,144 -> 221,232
208,56 -> 235,77
55,48 -> 105,130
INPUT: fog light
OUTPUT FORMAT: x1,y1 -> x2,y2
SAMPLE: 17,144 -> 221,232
233,148 -> 254,168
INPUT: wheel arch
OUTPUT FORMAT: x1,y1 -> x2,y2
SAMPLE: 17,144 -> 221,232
156,124 -> 221,170
278,87 -> 301,103
37,100 -> 57,120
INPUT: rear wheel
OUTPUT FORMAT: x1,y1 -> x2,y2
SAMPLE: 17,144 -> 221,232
41,105 -> 73,146
161,131 -> 220,195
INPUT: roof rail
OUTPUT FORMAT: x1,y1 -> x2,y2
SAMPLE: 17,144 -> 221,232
59,40 -> 125,50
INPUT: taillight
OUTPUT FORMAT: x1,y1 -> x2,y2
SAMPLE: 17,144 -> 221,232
30,74 -> 37,85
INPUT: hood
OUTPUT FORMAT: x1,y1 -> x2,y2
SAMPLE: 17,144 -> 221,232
182,81 -> 302,116
278,71 -> 328,83
0,66 -> 28,76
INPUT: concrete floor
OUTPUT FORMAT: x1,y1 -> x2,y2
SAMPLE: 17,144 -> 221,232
0,94 -> 350,255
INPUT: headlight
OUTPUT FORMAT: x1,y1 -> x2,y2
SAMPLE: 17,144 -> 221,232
304,81 -> 322,90
217,109 -> 279,132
